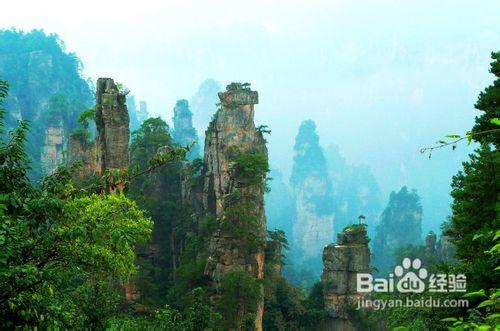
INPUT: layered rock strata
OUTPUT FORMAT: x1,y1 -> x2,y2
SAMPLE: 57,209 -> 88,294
322,225 -> 370,321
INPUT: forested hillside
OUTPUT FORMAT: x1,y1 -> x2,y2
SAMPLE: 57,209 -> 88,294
0,28 -> 498,330
0,29 -> 93,180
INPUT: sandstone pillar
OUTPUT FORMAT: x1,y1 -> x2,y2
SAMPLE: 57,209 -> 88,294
202,83 -> 267,330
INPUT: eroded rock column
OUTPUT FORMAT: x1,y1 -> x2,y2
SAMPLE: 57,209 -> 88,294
68,78 -> 130,190
322,224 -> 370,328
95,78 -> 130,174
202,83 -> 268,330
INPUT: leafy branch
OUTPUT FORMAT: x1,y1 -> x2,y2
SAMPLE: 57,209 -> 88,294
80,143 -> 191,193
420,118 -> 500,159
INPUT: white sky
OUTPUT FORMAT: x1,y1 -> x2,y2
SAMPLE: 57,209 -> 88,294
2,0 -> 500,232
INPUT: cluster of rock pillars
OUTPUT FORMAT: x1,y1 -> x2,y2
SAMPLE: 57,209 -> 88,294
67,77 -> 371,330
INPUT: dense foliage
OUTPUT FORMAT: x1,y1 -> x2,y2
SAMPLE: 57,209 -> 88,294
443,52 -> 500,293
0,29 -> 93,180
128,117 -> 193,307
2,27 -> 498,330
0,80 -> 152,328
441,53 -> 500,310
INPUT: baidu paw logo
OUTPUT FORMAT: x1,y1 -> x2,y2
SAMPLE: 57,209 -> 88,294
395,257 -> 428,293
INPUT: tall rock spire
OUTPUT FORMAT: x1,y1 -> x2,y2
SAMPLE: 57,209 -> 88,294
202,82 -> 268,330
94,78 -> 130,173
172,99 -> 200,160
322,224 -> 371,329
68,78 -> 130,192
290,120 -> 334,270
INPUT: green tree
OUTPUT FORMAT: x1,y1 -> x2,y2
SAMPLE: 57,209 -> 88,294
0,29 -> 93,180
443,52 -> 500,291
128,117 -> 193,307
217,269 -> 261,330
0,79 -> 152,328
472,51 -> 500,148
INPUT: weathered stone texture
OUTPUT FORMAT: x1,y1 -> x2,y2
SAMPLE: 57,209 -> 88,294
68,78 -> 130,181
293,178 -> 335,259
67,136 -> 99,180
41,125 -> 65,175
322,225 -> 370,320
95,78 -> 130,172
202,82 -> 267,330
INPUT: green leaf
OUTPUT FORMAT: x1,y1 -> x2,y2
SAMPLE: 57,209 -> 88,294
463,289 -> 486,298
392,327 -> 409,331
495,265 -> 500,271
486,243 -> 500,254
490,118 -> 500,126
438,140 -> 447,145
486,313 -> 500,320
494,230 -> 500,241
441,317 -> 458,322
476,325 -> 491,331
466,131 -> 473,144
473,233 -> 484,240
445,134 -> 461,139
477,299 -> 494,308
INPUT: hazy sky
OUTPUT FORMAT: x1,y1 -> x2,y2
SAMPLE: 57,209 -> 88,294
2,0 -> 499,233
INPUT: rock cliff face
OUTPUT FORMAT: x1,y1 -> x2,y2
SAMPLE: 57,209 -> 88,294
68,135 -> 99,180
290,120 -> 334,270
0,31 -> 93,180
41,123 -> 65,175
172,99 -> 200,160
202,83 -> 267,330
322,225 -> 370,322
95,78 -> 130,173
68,78 -> 130,183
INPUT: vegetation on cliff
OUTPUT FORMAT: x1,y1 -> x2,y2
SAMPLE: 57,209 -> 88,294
0,29 -> 93,180
0,80 -> 152,328
372,186 -> 423,275
1,26 -> 498,330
